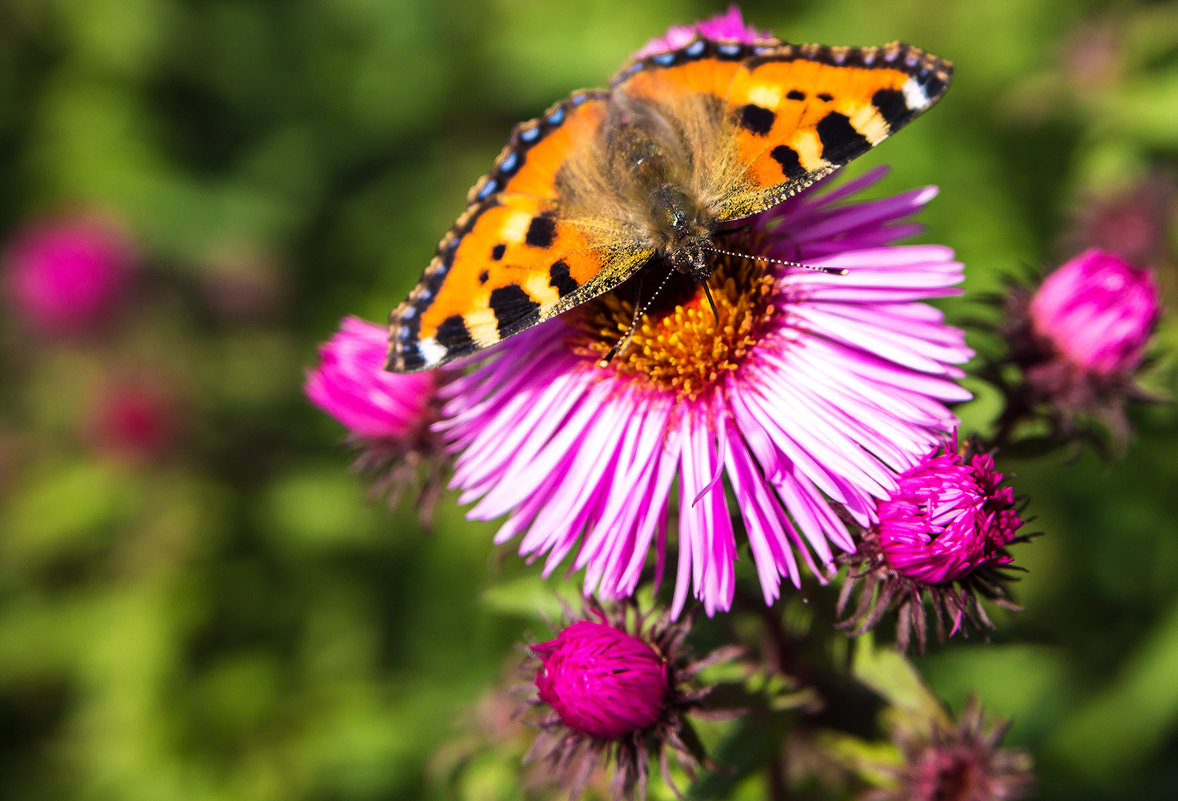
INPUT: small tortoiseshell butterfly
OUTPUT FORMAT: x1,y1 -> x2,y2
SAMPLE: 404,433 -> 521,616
386,34 -> 952,372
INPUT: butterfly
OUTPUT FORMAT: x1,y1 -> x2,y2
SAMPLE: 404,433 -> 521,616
385,34 -> 952,372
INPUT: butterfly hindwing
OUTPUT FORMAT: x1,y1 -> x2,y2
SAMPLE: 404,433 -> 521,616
388,92 -> 656,372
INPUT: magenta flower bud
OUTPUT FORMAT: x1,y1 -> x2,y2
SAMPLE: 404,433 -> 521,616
525,599 -> 738,800
839,439 -> 1030,652
533,620 -> 670,740
87,377 -> 184,463
1029,248 -> 1160,377
2,215 -> 136,337
877,446 -> 1022,585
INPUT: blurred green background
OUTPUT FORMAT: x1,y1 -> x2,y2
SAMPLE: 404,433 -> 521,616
1,0 -> 1177,799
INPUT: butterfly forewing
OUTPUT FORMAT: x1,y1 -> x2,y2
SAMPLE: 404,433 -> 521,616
717,42 -> 953,220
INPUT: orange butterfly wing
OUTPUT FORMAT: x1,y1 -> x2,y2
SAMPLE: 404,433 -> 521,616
611,37 -> 952,220
387,92 -> 654,372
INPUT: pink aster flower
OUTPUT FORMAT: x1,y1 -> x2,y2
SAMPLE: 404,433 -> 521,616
839,438 -> 1029,652
306,316 -> 449,521
525,599 -> 739,800
438,166 -> 971,617
993,248 -> 1162,452
2,214 -> 136,337
634,5 -> 770,59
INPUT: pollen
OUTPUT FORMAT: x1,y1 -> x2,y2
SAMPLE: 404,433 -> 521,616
573,249 -> 781,401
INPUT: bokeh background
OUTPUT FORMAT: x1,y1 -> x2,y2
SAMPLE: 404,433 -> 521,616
2,0 -> 1177,799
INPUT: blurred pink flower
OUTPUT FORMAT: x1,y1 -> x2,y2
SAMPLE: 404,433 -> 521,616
1030,248 -> 1160,377
634,5 -> 769,59
3,215 -> 136,336
866,698 -> 1034,801
306,317 -> 449,521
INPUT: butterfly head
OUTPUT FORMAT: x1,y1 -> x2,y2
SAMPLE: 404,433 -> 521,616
650,182 -> 716,282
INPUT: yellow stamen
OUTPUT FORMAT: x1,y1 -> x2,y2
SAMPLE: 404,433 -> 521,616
571,251 -> 779,401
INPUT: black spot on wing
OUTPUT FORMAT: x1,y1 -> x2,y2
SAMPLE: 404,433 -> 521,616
489,284 -> 541,336
815,111 -> 871,164
490,243 -> 506,260
436,314 -> 475,352
391,345 -> 426,372
770,145 -> 807,180
922,73 -> 948,103
737,103 -> 776,136
787,89 -> 806,101
525,214 -> 557,249
871,87 -> 908,127
478,270 -> 489,284
816,92 -> 834,102
548,260 -> 578,298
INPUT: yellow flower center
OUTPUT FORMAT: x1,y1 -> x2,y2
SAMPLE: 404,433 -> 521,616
570,249 -> 781,401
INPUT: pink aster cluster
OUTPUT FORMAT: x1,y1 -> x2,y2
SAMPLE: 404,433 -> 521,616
298,6 -> 1073,799
2,214 -> 136,337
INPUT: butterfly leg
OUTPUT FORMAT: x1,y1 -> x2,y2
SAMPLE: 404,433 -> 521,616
597,263 -> 679,368
701,279 -> 720,323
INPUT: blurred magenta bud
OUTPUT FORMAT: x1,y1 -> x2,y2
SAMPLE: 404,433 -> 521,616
88,378 -> 183,463
1030,248 -> 1160,378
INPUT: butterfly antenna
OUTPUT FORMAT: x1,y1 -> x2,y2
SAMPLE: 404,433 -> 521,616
598,267 -> 676,368
703,245 -> 848,276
